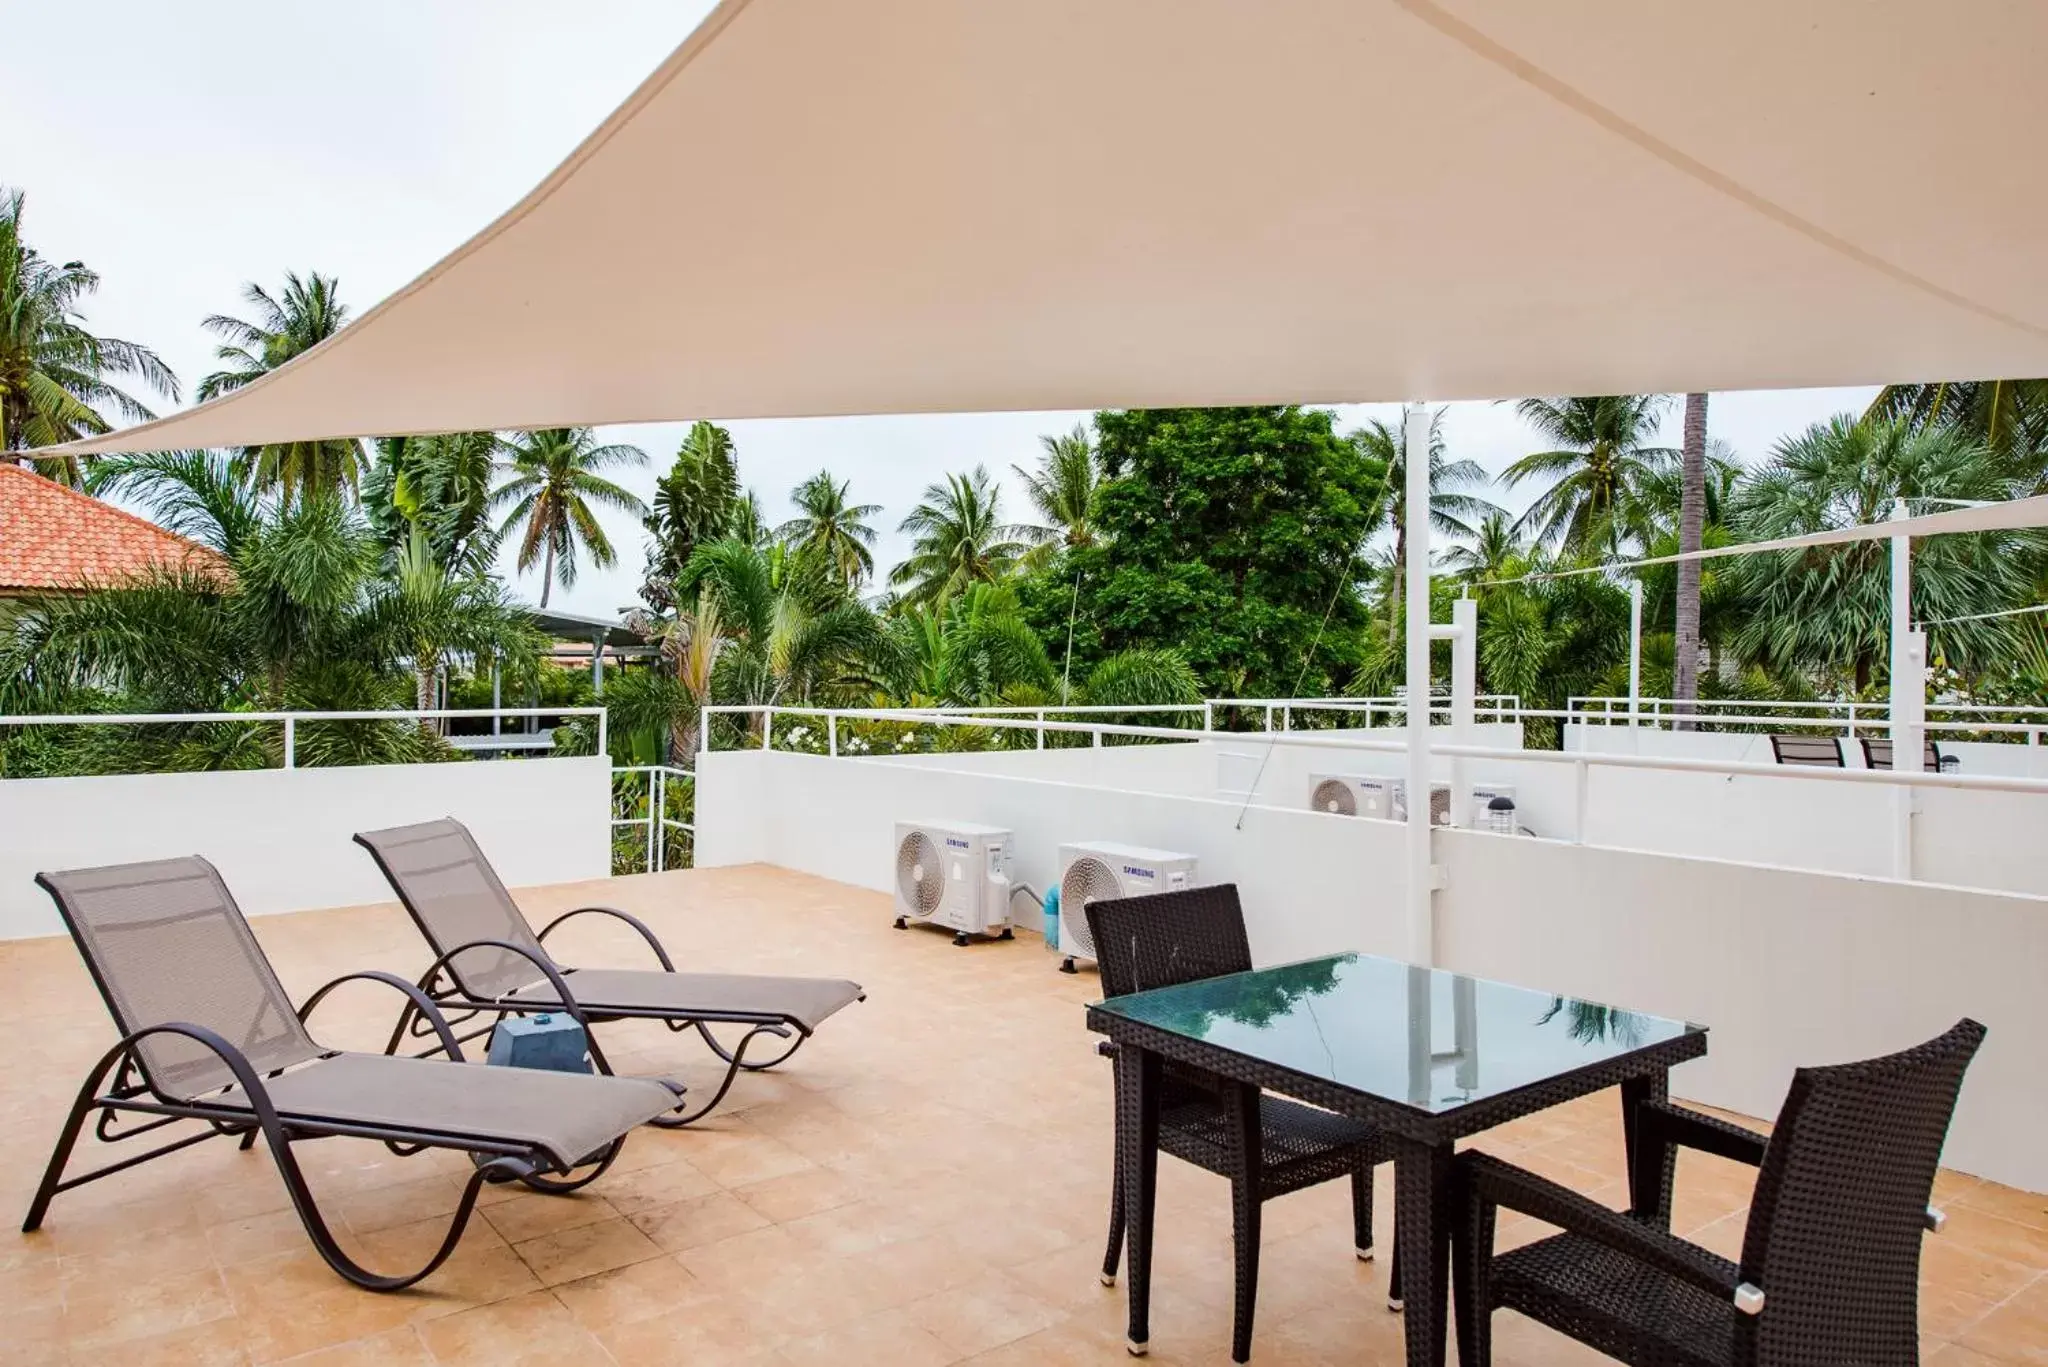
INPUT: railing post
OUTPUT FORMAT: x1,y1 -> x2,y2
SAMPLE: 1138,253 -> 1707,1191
1282,705 -> 1292,732
1264,705 -> 1274,733
699,706 -> 711,755
1202,700 -> 1214,733
596,706 -> 608,758
828,714 -> 839,757
761,707 -> 773,751
647,768 -> 659,873
1573,757 -> 1589,844
282,717 -> 296,770
1094,727 -> 1103,748
1036,711 -> 1045,750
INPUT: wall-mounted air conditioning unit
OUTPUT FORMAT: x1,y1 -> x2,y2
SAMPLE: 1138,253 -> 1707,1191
893,820 -> 1016,946
1308,773 -> 1400,819
1055,842 -> 1198,974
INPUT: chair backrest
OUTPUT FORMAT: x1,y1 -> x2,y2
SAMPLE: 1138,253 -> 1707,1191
36,858 -> 324,1099
1769,735 -> 1844,767
1859,737 -> 1943,771
353,819 -> 551,1000
1738,1018 -> 1986,1366
1086,883 -> 1253,998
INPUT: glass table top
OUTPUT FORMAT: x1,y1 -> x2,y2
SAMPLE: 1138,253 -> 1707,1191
1092,953 -> 1701,1113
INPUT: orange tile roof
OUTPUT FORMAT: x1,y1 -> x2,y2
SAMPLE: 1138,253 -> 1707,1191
0,461 -> 231,592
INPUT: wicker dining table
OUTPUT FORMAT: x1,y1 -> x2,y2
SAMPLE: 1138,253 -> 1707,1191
1086,952 -> 1707,1367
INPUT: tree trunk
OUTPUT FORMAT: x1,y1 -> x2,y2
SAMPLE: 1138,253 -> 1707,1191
416,658 -> 440,737
1673,392 -> 1708,729
539,539 -> 555,609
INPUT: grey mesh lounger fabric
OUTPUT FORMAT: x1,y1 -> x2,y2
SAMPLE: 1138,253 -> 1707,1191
25,856 -> 680,1290
353,819 -> 862,1124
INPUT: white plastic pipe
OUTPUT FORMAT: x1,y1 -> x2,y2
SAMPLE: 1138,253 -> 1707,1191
1450,596 -> 1477,826
1629,579 -> 1643,729
1403,401 -> 1434,964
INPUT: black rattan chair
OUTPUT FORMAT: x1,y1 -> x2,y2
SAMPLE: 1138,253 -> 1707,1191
1768,735 -> 1844,767
1089,884 -> 1399,1363
1452,1018 -> 1986,1367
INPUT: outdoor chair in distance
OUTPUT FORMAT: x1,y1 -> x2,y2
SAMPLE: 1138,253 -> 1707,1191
1861,736 -> 1946,771
1767,734 -> 1844,767
1451,1018 -> 1985,1367
355,818 -> 864,1126
1089,884 -> 1399,1363
25,858 -> 685,1290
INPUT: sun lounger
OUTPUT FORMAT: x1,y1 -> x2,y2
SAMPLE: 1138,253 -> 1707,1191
24,857 -> 683,1289
354,818 -> 864,1125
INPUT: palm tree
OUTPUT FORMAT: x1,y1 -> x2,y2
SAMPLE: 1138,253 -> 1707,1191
364,431 -> 503,574
890,466 -> 1032,606
1014,422 -> 1101,553
199,272 -> 364,500
1864,380 -> 2048,466
775,470 -> 880,587
643,421 -> 741,607
1441,511 -> 1525,585
88,449 -> 263,559
1349,409 -> 1498,625
360,529 -> 544,726
687,538 -> 884,716
491,428 -> 648,607
0,188 -> 179,483
1673,393 -> 1709,725
1504,395 -> 1675,554
1725,417 -> 2029,691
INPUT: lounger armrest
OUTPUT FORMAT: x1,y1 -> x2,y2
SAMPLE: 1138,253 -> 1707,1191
424,938 -> 590,1027
118,1022 -> 283,1119
1460,1151 -> 1740,1302
536,906 -> 677,972
297,970 -> 470,1063
1639,1100 -> 1769,1167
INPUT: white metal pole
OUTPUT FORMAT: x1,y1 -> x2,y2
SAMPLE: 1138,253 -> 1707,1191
1403,402 -> 1434,964
1628,579 -> 1643,729
1889,498 -> 1916,878
1449,596 -> 1476,826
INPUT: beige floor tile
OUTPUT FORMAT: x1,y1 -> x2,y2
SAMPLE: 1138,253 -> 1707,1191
775,1306 -> 961,1367
905,1280 -> 1066,1357
514,1216 -> 663,1286
551,1254 -> 701,1332
416,1288 -> 607,1366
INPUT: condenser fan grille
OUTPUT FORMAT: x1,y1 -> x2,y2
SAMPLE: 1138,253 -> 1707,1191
1311,778 -> 1357,816
1060,856 -> 1126,958
896,831 -> 943,916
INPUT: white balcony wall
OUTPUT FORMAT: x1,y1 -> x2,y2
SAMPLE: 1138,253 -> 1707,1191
0,757 -> 611,939
696,748 -> 1410,965
699,747 -> 2048,1189
1565,722 -> 2048,779
1435,828 -> 2046,1194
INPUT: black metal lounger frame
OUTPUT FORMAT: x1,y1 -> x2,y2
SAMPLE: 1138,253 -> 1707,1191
21,876 -> 666,1289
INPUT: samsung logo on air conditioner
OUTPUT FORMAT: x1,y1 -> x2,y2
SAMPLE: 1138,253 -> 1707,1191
945,837 -> 971,850
1123,865 -> 1155,879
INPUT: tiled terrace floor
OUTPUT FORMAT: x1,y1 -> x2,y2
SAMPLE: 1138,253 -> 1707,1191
2,863 -> 2043,1366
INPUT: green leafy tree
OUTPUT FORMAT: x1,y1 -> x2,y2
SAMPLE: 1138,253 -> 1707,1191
642,421 -> 741,608
1024,407 -> 1386,697
890,466 -> 1032,606
199,272 -> 363,500
1504,395 -> 1675,554
0,188 -> 179,483
776,470 -> 880,588
1724,416 -> 2030,690
491,427 -> 648,607
359,529 -> 544,724
685,538 -> 884,715
1864,380 -> 2048,468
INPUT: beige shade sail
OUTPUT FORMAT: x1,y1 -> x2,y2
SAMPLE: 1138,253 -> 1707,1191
46,0 -> 2048,457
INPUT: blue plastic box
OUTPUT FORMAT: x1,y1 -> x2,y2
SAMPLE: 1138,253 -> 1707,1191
486,1013 -> 592,1073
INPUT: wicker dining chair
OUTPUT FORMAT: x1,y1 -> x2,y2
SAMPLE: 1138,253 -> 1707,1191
1452,1018 -> 1986,1367
1089,884 -> 1399,1363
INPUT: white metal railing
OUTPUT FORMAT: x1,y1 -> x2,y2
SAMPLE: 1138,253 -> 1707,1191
697,703 -> 2048,858
1207,695 -> 1521,731
0,706 -> 607,769
610,764 -> 694,873
1569,695 -> 2048,744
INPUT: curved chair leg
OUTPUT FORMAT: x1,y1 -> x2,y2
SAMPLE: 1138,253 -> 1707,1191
278,1144 -> 527,1291
1352,1165 -> 1374,1260
512,1135 -> 627,1194
692,1019 -> 805,1072
648,1023 -> 783,1127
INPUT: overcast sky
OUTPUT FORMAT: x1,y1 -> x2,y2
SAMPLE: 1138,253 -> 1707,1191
8,1 -> 1878,618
